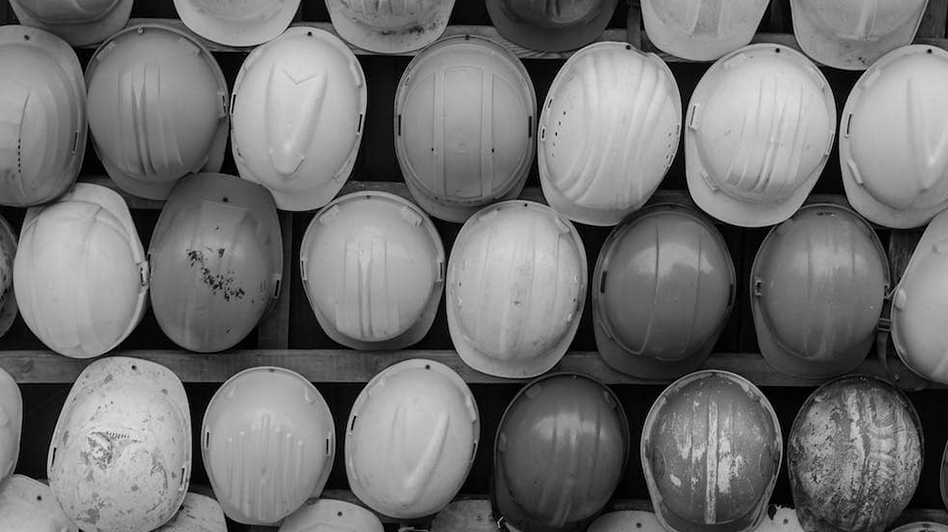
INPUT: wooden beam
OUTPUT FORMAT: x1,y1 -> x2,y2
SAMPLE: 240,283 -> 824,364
1,349 -> 944,387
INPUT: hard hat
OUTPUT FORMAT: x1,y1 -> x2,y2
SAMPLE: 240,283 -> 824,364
9,0 -> 132,46
0,475 -> 78,532
640,0 -> 769,61
48,357 -> 191,532
0,25 -> 86,207
154,493 -> 227,532
686,44 -> 836,228
279,499 -> 384,532
231,26 -> 366,212
538,42 -> 680,226
588,511 -> 665,532
485,0 -> 619,52
751,204 -> 889,378
840,45 -> 948,229
493,373 -> 629,532
893,525 -> 948,532
149,172 -> 283,353
890,208 -> 948,384
593,205 -> 735,379
395,34 -> 535,223
0,214 -> 17,340
790,0 -> 929,70
174,0 -> 301,47
788,375 -> 922,532
299,191 -> 444,350
346,359 -> 478,519
202,367 -> 335,526
326,0 -> 456,53
14,183 -> 148,358
642,370 -> 782,532
85,23 -> 228,200
447,201 -> 586,378
0,367 -> 21,485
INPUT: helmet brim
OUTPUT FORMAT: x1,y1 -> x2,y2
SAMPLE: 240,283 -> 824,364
485,0 -> 619,52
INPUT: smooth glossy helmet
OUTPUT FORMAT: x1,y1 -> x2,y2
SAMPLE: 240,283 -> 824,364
395,34 -> 535,223
48,357 -> 191,532
752,204 -> 889,378
594,205 -> 735,379
0,25 -> 85,206
85,23 -> 228,200
154,493 -> 227,532
326,0 -> 455,53
493,373 -> 629,532
641,0 -> 769,61
279,499 -> 384,532
14,183 -> 148,358
0,475 -> 78,532
788,375 -> 923,532
10,0 -> 132,46
231,26 -> 366,211
790,0 -> 929,70
0,367 -> 21,485
300,191 -> 444,350
485,0 -> 619,52
202,367 -> 335,525
642,370 -> 782,532
539,42 -> 681,226
149,172 -> 283,352
346,359 -> 479,519
174,0 -> 301,46
891,208 -> 948,384
841,45 -> 948,229
686,43 -> 836,227
447,201 -> 586,378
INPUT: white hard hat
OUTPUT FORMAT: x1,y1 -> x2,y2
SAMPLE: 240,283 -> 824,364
790,0 -> 929,70
892,209 -> 948,384
538,42 -> 681,226
447,201 -> 586,378
85,23 -> 229,200
14,183 -> 148,358
279,499 -> 384,532
346,359 -> 478,519
686,43 -> 836,227
641,0 -> 769,61
174,0 -> 301,47
202,367 -> 335,525
0,25 -> 86,207
395,34 -> 536,223
154,493 -> 227,532
10,0 -> 132,46
149,173 -> 283,352
300,191 -> 444,350
231,26 -> 366,211
48,357 -> 191,532
841,45 -> 948,229
326,0 -> 455,53
0,475 -> 78,532
0,367 -> 21,486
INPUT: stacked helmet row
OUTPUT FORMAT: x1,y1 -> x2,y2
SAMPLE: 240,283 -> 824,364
0,358 -> 935,532
4,0 -> 936,68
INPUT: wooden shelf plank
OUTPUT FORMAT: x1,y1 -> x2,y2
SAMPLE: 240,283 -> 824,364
0,348 -> 942,387
232,492 -> 948,530
78,175 -> 854,220
108,19 -> 632,59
